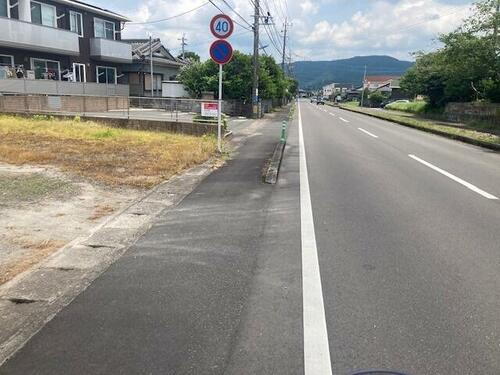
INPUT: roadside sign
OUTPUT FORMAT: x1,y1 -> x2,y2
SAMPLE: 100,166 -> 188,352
201,102 -> 218,117
209,40 -> 233,65
210,14 -> 234,39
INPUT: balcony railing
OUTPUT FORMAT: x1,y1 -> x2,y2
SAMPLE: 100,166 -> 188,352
90,38 -> 132,64
0,16 -> 80,55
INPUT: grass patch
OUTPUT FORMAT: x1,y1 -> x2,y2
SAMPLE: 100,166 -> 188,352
385,101 -> 428,114
339,105 -> 500,147
0,173 -> 73,203
0,115 -> 218,188
343,101 -> 360,108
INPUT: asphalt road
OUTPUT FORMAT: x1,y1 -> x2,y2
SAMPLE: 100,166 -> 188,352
300,100 -> 500,374
2,100 -> 500,375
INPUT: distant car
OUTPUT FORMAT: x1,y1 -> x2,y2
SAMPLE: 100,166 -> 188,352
316,98 -> 325,105
310,98 -> 316,103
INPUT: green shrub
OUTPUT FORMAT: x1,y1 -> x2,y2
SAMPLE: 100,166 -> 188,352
386,101 -> 428,114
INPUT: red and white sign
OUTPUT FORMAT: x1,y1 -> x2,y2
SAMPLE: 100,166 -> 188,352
210,14 -> 234,39
201,102 -> 218,117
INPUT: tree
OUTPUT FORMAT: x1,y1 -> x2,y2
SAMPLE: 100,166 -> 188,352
400,0 -> 500,106
177,51 -> 200,62
178,51 -> 298,101
368,91 -> 387,107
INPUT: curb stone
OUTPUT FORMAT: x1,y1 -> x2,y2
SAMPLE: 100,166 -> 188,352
264,142 -> 286,184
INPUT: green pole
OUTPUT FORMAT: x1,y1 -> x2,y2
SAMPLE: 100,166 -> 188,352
280,121 -> 287,143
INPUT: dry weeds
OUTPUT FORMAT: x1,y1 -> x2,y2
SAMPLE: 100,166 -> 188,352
0,239 -> 65,285
88,204 -> 116,221
0,115 -> 218,188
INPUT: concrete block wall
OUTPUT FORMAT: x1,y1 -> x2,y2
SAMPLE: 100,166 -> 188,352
445,102 -> 500,124
0,95 -> 130,114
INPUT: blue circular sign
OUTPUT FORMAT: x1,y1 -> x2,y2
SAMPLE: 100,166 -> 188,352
210,40 -> 233,65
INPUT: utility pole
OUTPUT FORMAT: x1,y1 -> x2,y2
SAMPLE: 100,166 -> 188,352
149,34 -> 154,97
494,0 -> 499,55
360,65 -> 367,107
252,0 -> 260,118
281,19 -> 288,73
178,33 -> 188,60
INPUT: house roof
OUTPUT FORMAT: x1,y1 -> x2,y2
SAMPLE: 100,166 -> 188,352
51,0 -> 131,22
122,39 -> 186,67
365,75 -> 400,83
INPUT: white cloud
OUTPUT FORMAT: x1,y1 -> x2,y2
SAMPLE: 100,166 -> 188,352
290,0 -> 473,60
111,0 -> 473,61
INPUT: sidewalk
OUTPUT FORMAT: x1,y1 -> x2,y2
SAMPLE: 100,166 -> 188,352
0,108 -> 297,374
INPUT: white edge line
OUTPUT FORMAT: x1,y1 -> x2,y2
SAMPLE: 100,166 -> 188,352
358,127 -> 379,138
409,154 -> 498,200
298,101 -> 333,375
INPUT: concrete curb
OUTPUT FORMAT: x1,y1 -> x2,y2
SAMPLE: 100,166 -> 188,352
337,105 -> 500,152
264,141 -> 286,184
0,160 -> 217,366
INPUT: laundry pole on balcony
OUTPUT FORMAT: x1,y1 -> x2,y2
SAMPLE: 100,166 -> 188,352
18,0 -> 31,23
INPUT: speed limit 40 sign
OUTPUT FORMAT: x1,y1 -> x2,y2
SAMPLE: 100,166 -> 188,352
210,14 -> 234,39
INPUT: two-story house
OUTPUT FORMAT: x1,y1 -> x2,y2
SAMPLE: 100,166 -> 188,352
0,0 -> 132,94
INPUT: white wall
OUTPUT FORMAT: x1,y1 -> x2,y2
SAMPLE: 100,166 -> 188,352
162,81 -> 189,98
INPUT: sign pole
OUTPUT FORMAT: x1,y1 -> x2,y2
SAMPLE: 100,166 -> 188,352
217,63 -> 222,153
209,14 -> 234,153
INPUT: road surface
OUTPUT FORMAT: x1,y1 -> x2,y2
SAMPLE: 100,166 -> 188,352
2,100 -> 500,374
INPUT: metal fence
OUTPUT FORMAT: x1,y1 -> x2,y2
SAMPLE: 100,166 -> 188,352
0,92 -> 291,122
0,93 -> 220,123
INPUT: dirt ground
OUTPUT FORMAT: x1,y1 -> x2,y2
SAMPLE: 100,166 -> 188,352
0,162 -> 142,285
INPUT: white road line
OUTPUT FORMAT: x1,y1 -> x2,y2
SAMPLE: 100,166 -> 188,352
339,117 -> 349,123
358,128 -> 379,138
298,102 -> 333,375
409,154 -> 499,200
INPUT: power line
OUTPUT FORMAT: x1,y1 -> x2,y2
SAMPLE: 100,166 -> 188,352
170,30 -> 252,52
220,0 -> 254,28
128,2 -> 209,25
208,0 -> 253,31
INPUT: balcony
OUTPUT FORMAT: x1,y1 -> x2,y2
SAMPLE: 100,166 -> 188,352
0,16 -> 79,55
90,38 -> 132,64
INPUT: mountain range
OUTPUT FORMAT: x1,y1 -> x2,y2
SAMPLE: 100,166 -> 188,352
291,55 -> 414,90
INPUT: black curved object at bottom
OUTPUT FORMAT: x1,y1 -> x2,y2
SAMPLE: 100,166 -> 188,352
349,370 -> 410,375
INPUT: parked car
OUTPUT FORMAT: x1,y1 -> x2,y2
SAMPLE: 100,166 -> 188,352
382,99 -> 410,108
316,98 -> 325,105
310,98 -> 316,103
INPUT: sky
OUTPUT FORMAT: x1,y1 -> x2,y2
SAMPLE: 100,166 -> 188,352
92,0 -> 474,62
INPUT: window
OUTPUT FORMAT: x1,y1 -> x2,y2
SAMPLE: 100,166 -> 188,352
94,18 -> 115,40
96,66 -> 116,84
144,74 -> 162,91
31,1 -> 57,27
0,0 -> 9,18
72,63 -> 86,82
0,55 -> 14,67
69,11 -> 83,37
31,58 -> 60,80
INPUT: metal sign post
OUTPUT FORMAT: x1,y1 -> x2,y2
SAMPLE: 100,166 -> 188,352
218,64 -> 223,152
209,16 -> 234,153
